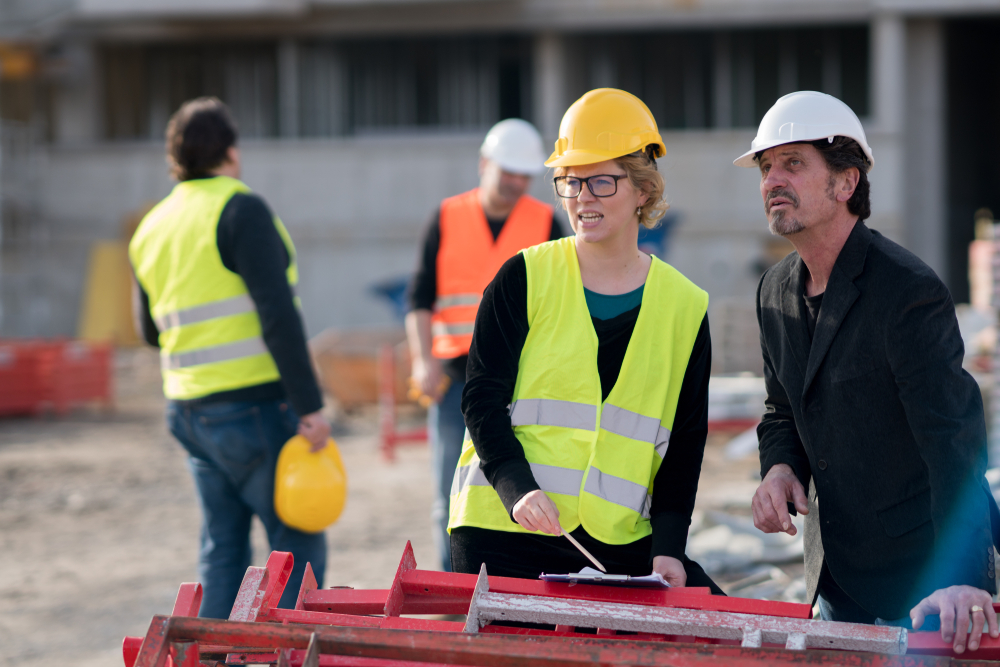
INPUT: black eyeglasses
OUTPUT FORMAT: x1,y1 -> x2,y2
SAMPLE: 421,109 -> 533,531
553,174 -> 627,198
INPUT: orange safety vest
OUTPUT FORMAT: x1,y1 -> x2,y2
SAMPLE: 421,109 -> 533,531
432,189 -> 552,359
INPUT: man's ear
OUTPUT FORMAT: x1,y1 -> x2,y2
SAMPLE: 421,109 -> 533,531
837,167 -> 860,203
478,156 -> 488,178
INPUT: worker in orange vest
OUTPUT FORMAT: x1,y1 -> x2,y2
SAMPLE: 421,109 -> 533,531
406,118 -> 566,571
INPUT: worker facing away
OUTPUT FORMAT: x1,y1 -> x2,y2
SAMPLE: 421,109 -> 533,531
743,91 -> 999,651
406,118 -> 565,571
450,89 -> 721,593
130,97 -> 330,618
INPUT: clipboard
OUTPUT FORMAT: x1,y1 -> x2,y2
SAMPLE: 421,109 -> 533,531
539,566 -> 671,588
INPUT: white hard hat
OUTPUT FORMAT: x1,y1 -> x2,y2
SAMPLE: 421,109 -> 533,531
733,91 -> 874,172
480,118 -> 546,175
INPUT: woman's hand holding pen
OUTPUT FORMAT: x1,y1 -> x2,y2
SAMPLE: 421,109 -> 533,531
513,490 -> 562,535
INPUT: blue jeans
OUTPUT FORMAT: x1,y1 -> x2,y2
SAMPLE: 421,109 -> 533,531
167,398 -> 327,619
429,379 -> 466,572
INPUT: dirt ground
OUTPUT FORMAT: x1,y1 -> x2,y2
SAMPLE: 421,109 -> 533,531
0,349 -> 770,667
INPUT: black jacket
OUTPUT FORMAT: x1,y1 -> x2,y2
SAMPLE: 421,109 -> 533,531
757,221 -> 996,620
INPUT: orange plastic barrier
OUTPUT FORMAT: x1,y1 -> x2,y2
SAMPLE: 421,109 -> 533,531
0,339 -> 113,416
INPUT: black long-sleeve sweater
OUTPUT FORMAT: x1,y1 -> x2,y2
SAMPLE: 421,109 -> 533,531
460,253 -> 711,562
136,188 -> 323,417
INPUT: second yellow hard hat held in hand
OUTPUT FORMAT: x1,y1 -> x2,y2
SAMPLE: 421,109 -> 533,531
274,435 -> 348,533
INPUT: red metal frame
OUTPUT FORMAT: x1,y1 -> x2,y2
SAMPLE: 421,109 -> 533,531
123,542 -> 1000,667
129,615 -> 1000,667
245,542 -> 812,623
378,345 -> 426,461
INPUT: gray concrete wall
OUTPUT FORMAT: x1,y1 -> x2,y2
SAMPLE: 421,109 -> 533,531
16,125 -> 903,338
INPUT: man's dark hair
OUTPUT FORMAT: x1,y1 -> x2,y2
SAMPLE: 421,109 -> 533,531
755,136 -> 872,222
165,97 -> 238,181
809,136 -> 871,222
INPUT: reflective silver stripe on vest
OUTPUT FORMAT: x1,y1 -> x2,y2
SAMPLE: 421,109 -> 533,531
436,293 -> 481,309
155,287 -> 298,331
529,462 -> 585,496
509,399 -> 597,431
584,466 -> 650,516
155,293 -> 256,331
601,404 -> 660,443
601,404 -> 671,459
432,322 -> 476,337
162,336 -> 268,370
451,461 -> 584,498
642,493 -> 652,520
654,426 -> 671,459
451,462 -> 489,497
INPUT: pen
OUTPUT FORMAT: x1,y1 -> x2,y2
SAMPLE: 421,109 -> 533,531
560,525 -> 607,573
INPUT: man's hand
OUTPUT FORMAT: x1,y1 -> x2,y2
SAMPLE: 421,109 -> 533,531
911,586 -> 999,653
298,411 -> 331,452
652,555 -> 687,587
512,490 -> 561,536
752,463 -> 808,536
411,355 -> 445,404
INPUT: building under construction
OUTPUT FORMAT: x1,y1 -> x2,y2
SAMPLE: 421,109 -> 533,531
0,0 -> 997,340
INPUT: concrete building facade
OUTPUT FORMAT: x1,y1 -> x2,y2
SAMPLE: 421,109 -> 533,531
0,0 -> 997,340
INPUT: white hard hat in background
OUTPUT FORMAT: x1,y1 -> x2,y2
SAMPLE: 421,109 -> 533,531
480,118 -> 546,175
733,91 -> 874,171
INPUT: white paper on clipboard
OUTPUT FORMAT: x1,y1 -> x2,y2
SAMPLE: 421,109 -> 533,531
539,567 -> 671,588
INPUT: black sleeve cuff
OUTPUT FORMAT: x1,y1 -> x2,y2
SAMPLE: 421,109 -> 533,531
650,511 -> 691,562
760,445 -> 812,493
134,280 -> 160,348
288,383 -> 324,418
487,458 -> 540,520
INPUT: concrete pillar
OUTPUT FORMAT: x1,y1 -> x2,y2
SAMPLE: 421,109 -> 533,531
732,35 -> 755,128
532,32 -> 567,138
713,33 -> 732,129
683,46 -> 707,128
778,38 -> 798,97
904,19 -> 946,278
52,41 -> 101,143
872,13 -> 905,132
822,29 -> 842,99
278,39 -> 300,138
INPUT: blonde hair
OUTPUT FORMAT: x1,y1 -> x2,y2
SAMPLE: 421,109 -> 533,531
554,149 -> 669,229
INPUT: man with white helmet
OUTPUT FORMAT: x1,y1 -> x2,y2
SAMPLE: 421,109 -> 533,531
742,91 -> 999,652
406,118 -> 565,571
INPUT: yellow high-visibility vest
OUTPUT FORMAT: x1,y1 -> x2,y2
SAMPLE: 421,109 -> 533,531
129,176 -> 298,400
448,237 -> 708,544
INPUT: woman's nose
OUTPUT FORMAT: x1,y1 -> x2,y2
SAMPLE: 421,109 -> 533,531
577,184 -> 597,202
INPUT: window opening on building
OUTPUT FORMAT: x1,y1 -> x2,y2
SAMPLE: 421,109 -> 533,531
103,42 -> 278,140
100,27 -> 866,140
566,25 -> 869,129
103,36 -> 530,140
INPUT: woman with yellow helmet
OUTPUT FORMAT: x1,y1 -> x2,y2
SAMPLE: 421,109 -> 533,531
448,89 -> 719,590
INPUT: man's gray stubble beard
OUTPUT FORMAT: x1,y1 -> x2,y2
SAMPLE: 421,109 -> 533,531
768,208 -> 805,236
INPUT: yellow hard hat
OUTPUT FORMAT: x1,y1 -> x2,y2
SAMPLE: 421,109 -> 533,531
274,435 -> 347,533
545,88 -> 666,168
